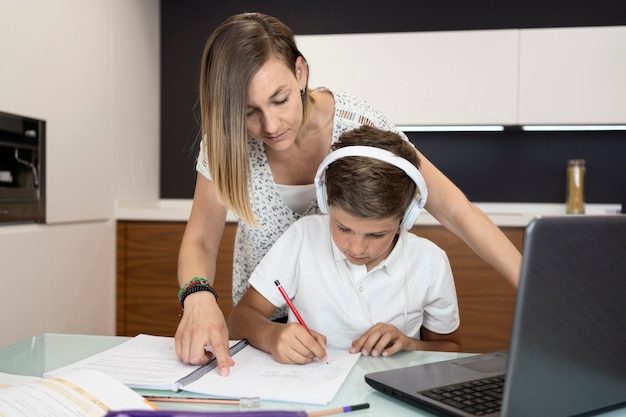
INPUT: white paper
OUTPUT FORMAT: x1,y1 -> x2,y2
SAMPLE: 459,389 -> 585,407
44,334 -> 202,391
0,372 -> 40,388
0,369 -> 155,417
184,344 -> 360,404
44,333 -> 360,404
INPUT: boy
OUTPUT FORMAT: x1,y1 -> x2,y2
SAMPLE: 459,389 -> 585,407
228,125 -> 461,365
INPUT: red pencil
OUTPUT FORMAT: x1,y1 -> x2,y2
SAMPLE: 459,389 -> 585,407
274,280 -> 313,335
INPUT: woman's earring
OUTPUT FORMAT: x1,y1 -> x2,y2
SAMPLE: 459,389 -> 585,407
300,88 -> 305,96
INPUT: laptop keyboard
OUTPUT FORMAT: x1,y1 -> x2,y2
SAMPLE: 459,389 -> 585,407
420,376 -> 505,416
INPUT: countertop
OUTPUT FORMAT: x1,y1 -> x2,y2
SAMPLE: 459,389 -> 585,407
115,199 -> 622,227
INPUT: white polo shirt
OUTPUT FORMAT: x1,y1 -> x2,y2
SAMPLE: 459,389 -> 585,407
248,214 -> 459,349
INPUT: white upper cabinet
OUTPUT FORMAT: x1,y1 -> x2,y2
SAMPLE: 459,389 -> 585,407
519,26 -> 626,125
297,30 -> 519,126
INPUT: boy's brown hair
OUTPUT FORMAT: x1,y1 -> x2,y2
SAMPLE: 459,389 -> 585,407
325,125 -> 421,223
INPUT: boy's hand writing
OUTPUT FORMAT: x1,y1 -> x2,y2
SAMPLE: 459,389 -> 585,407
270,323 -> 328,364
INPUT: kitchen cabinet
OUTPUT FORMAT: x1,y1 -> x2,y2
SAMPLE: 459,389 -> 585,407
297,26 -> 626,126
412,226 -> 522,353
116,221 -> 522,353
297,30 -> 519,126
1,1 -> 114,224
0,221 -> 116,348
0,0 -> 160,350
519,26 -> 626,125
116,221 -> 178,337
116,221 -> 236,337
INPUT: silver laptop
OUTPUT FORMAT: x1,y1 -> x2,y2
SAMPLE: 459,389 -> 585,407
365,215 -> 626,417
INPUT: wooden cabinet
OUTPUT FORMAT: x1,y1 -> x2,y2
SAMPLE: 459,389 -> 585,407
116,221 -> 523,354
116,221 -> 236,337
410,226 -> 523,353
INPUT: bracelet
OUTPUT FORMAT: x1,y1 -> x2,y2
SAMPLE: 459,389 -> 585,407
178,278 -> 218,317
178,277 -> 211,299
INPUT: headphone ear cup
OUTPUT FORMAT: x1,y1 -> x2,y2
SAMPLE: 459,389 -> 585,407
316,180 -> 329,214
401,198 -> 421,230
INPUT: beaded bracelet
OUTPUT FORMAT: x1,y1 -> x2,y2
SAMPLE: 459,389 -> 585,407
178,277 -> 218,317
178,277 -> 211,300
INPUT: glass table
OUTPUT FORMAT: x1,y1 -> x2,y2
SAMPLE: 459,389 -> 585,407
0,333 -> 470,416
1,334 -> 624,416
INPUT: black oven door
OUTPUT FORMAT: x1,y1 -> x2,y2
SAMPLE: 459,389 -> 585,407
0,111 -> 45,224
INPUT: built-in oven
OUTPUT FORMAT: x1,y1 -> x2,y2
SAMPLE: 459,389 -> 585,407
0,111 -> 45,224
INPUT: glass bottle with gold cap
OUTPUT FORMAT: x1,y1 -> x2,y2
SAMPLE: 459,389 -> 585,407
566,159 -> 586,214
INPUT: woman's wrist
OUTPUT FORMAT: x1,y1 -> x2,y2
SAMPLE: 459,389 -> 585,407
178,277 -> 218,317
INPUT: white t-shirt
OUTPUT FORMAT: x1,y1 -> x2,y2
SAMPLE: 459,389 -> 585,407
248,214 -> 460,349
274,183 -> 316,214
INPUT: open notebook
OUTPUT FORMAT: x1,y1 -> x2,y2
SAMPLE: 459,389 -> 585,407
45,334 -> 360,405
365,215 -> 626,417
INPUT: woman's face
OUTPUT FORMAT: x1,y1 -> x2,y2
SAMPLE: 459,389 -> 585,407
246,56 -> 306,152
329,206 -> 401,271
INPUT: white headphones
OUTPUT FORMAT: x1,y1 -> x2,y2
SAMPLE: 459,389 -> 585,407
314,145 -> 428,230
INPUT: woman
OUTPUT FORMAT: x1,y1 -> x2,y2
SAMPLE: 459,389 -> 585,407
175,12 -> 521,376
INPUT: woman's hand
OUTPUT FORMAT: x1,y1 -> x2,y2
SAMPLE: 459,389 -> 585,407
175,291 -> 235,375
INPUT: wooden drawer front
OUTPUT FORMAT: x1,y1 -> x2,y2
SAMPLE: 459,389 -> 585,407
117,221 -> 236,337
411,226 -> 523,353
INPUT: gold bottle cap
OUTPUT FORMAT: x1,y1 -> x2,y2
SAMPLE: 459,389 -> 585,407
568,158 -> 586,166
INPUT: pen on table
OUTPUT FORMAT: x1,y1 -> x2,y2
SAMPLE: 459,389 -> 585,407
142,395 -> 260,408
274,279 -> 313,336
307,403 -> 370,416
131,402 -> 369,416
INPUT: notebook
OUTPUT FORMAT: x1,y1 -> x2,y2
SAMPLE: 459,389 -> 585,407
365,215 -> 626,417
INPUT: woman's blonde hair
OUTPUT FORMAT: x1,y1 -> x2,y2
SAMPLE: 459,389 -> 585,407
199,12 -> 312,224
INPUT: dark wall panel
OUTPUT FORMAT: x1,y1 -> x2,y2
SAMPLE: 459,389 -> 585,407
407,130 -> 626,207
160,1 -> 626,211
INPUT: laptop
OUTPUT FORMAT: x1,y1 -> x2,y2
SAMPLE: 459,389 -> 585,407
365,215 -> 626,417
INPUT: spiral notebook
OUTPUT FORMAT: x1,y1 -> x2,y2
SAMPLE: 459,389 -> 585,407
45,334 -> 360,404
44,335 -> 246,391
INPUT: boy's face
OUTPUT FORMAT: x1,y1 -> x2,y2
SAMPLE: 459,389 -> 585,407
329,206 -> 401,271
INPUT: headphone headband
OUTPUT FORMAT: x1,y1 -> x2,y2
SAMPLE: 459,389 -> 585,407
314,145 -> 428,229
